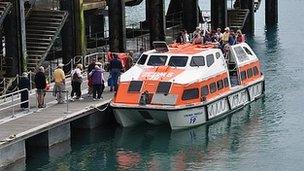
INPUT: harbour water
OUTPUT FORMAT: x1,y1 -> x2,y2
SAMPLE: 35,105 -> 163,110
26,0 -> 304,170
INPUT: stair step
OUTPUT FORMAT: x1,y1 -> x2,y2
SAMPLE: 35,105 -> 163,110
27,25 -> 59,31
27,55 -> 42,59
27,50 -> 46,54
26,37 -> 52,42
27,46 -> 48,50
27,58 -> 40,63
28,17 -> 64,23
26,33 -> 54,38
26,41 -> 50,46
27,21 -> 61,27
26,29 -> 57,35
31,10 -> 66,15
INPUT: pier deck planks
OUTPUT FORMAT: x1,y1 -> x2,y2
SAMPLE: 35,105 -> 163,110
0,88 -> 114,149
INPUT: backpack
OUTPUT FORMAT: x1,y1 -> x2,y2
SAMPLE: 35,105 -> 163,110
72,71 -> 82,83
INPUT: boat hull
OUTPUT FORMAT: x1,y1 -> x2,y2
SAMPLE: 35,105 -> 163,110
113,80 -> 265,130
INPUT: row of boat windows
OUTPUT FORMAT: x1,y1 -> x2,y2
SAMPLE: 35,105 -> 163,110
240,66 -> 259,81
127,78 -> 230,101
182,78 -> 229,100
137,52 -> 221,67
128,81 -> 172,94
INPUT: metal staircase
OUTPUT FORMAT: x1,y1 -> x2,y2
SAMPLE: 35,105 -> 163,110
0,2 -> 12,26
26,10 -> 68,70
227,9 -> 249,30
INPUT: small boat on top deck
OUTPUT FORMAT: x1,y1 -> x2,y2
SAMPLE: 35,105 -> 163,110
110,41 -> 265,130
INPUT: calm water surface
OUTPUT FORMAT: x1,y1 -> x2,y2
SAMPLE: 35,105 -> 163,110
26,0 -> 304,170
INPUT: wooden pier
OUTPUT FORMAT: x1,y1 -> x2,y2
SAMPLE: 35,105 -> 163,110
0,79 -> 114,168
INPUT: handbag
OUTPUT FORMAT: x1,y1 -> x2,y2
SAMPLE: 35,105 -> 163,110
72,72 -> 82,83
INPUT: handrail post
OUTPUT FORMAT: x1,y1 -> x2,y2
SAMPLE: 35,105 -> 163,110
48,64 -> 51,83
65,90 -> 69,114
3,78 -> 6,101
12,93 -> 14,118
29,72 -> 32,91
71,58 -> 74,74
27,88 -> 30,112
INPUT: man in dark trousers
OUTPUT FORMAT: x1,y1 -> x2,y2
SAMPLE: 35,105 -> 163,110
109,54 -> 123,91
18,72 -> 30,109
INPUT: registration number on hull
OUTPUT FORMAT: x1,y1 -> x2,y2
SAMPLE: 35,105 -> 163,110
184,111 -> 204,124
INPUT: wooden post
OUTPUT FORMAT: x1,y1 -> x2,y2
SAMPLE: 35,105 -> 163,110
241,0 -> 254,33
60,0 -> 76,72
147,0 -> 166,49
265,0 -> 278,25
19,0 -> 27,72
211,0 -> 227,30
108,0 -> 126,52
4,0 -> 27,76
166,0 -> 182,28
182,0 -> 199,33
74,0 -> 86,55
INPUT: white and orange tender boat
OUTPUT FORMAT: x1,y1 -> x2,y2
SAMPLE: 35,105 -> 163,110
111,42 -> 265,130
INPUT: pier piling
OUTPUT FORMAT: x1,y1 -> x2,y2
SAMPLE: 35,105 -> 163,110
60,0 -> 76,70
182,0 -> 199,33
108,0 -> 126,52
211,0 -> 227,30
241,0 -> 254,33
26,124 -> 71,147
147,0 -> 166,49
265,0 -> 278,25
74,0 -> 86,56
4,0 -> 27,75
0,141 -> 25,168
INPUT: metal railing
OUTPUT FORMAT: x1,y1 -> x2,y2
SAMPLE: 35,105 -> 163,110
0,88 -> 30,118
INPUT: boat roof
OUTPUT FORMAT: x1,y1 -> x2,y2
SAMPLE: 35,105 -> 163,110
145,43 -> 219,55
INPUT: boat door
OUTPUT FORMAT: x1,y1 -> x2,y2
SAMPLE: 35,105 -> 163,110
226,45 -> 240,87
226,43 -> 258,86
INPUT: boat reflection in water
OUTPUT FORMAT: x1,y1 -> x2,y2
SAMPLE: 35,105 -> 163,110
114,98 -> 264,170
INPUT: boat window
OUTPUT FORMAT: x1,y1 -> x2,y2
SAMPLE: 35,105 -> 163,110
209,82 -> 217,93
206,54 -> 215,67
201,85 -> 209,96
168,56 -> 188,67
190,56 -> 205,67
182,88 -> 199,100
234,46 -> 249,62
215,52 -> 221,59
243,47 -> 253,56
241,71 -> 247,81
247,68 -> 253,78
217,80 -> 224,90
223,78 -> 229,87
137,54 -> 148,65
128,81 -> 143,92
156,82 -> 172,94
147,55 -> 168,66
253,66 -> 259,76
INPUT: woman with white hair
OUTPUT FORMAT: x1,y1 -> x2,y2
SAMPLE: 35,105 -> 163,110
89,62 -> 105,100
34,66 -> 47,108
